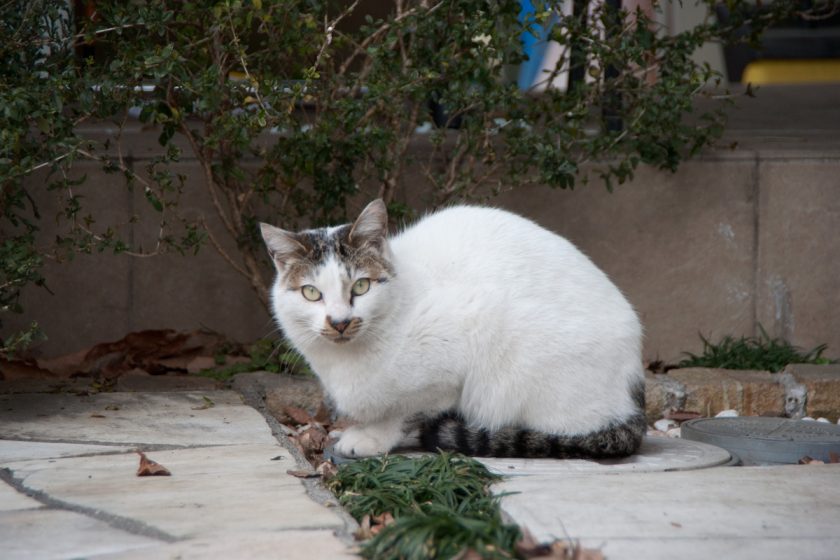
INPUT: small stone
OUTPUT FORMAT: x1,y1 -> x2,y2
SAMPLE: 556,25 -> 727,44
644,372 -> 687,424
716,409 -> 739,418
238,373 -> 326,423
816,417 -> 831,423
802,416 -> 815,422
784,364 -> 840,421
666,427 -> 682,438
654,419 -> 678,432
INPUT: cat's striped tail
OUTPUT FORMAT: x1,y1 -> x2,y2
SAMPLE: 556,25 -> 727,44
416,410 -> 647,459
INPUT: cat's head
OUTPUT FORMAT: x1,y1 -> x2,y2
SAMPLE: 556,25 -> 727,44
260,199 -> 395,347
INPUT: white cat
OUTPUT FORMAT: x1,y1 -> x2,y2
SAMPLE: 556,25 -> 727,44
261,200 -> 646,458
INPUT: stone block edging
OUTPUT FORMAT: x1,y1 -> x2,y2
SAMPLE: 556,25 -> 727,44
645,364 -> 840,424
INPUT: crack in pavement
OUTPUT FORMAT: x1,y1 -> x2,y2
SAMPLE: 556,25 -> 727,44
0,436 -> 241,451
234,380 -> 360,545
0,467 -> 180,543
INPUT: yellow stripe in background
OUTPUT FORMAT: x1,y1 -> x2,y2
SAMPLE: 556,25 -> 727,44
742,59 -> 840,85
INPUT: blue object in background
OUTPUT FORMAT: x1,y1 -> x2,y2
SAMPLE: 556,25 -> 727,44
517,0 -> 561,91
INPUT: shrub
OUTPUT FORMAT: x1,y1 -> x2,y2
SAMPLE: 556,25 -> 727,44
2,0 -> 831,353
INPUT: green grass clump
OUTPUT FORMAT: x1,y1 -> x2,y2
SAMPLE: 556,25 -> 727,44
197,338 -> 312,380
678,327 -> 835,372
328,453 -> 520,560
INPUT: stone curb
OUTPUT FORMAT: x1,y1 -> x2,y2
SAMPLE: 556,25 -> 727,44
645,364 -> 840,423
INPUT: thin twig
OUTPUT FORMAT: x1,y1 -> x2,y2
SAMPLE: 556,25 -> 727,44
178,123 -> 238,240
200,216 -> 250,279
310,0 -> 361,74
225,4 -> 270,114
338,0 -> 445,75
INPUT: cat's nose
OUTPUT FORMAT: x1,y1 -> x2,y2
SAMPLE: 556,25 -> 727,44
328,317 -> 351,333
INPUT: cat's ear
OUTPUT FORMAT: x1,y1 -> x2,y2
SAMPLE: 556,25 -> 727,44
349,199 -> 388,248
260,223 -> 306,268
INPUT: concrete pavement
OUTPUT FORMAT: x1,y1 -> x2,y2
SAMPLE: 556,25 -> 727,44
2,378 -> 839,559
0,388 -> 356,559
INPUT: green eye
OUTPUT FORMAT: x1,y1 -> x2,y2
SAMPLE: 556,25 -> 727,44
301,285 -> 322,301
351,278 -> 371,296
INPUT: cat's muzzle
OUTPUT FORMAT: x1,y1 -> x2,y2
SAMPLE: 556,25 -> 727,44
321,317 -> 363,343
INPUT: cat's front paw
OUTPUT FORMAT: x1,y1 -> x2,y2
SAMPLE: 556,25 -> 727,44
334,426 -> 393,458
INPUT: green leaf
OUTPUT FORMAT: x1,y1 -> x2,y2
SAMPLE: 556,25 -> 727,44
144,189 -> 163,212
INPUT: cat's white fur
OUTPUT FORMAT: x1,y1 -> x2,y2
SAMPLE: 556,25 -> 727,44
264,201 -> 643,457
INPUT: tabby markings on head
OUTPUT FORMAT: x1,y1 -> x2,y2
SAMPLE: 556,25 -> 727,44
282,224 -> 394,287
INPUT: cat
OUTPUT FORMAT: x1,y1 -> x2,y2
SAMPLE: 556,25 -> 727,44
260,199 -> 647,459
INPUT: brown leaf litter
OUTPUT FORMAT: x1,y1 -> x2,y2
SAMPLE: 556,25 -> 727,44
514,528 -> 605,560
136,451 -> 171,476
355,512 -> 396,540
4,329 -> 242,382
799,452 -> 840,465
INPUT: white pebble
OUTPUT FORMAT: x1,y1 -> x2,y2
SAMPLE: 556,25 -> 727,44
666,427 -> 682,438
817,417 -> 830,423
715,409 -> 739,418
654,419 -> 678,431
802,416 -> 815,422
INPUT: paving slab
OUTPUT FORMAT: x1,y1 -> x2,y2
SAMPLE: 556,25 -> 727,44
0,389 -> 357,559
496,464 -> 840,560
91,530 -> 357,560
115,372 -> 221,392
0,440 -> 132,463
0,391 -> 275,446
0,479 -> 41,511
479,437 -> 731,476
4,443 -> 345,539
0,508 -> 159,560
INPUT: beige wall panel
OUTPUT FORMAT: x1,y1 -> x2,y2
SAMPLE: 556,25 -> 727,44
126,161 -> 273,344
9,163 -> 133,356
756,160 -> 840,356
495,161 -> 757,362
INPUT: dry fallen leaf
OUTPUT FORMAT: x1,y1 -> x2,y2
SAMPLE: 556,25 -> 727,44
575,547 -> 605,560
286,469 -> 320,479
799,456 -> 825,465
829,452 -> 840,464
370,511 -> 395,535
0,358 -> 59,380
298,424 -> 329,456
515,528 -> 554,557
90,414 -> 106,419
354,514 -> 373,541
136,451 -> 171,476
316,460 -> 338,480
664,410 -> 703,422
35,329 -> 238,379
515,528 -> 604,559
314,401 -> 332,423
283,405 -> 314,425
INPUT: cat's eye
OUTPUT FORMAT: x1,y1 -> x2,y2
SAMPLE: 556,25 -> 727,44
351,278 -> 371,296
301,285 -> 322,301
